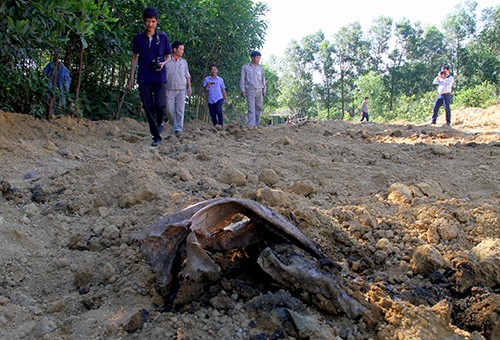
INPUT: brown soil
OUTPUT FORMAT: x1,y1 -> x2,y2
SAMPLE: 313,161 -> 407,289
0,106 -> 499,339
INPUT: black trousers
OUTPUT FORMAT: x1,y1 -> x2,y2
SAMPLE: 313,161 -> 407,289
139,82 -> 167,141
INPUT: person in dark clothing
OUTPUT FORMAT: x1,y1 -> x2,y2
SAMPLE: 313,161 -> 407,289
128,8 -> 171,146
43,57 -> 71,114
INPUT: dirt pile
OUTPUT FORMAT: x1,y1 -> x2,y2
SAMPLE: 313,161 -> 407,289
0,106 -> 499,339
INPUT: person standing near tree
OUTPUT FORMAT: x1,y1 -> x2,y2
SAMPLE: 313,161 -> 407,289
128,7 -> 171,147
430,65 -> 454,127
203,64 -> 228,127
240,51 -> 266,126
43,56 -> 71,115
165,41 -> 191,135
360,97 -> 369,122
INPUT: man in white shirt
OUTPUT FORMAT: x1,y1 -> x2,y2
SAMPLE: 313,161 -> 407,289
240,51 -> 266,126
165,41 -> 192,134
431,66 -> 454,126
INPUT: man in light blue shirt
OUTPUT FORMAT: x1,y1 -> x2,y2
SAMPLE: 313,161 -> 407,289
431,66 -> 454,126
240,51 -> 266,126
203,64 -> 228,126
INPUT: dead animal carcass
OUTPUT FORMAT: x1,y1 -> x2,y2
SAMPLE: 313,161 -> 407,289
131,198 -> 367,318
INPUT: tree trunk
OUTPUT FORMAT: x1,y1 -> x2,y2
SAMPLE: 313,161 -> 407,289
46,54 -> 59,120
326,84 -> 331,120
115,66 -> 128,120
340,72 -> 345,120
75,40 -> 84,103
116,87 -> 127,120
195,80 -> 205,121
389,71 -> 395,112
110,64 -> 116,89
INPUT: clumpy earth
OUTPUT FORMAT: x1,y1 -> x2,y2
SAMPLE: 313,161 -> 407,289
0,106 -> 499,340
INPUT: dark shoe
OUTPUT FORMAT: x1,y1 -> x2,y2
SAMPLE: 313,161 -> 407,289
151,139 -> 160,147
430,120 -> 436,125
444,122 -> 451,127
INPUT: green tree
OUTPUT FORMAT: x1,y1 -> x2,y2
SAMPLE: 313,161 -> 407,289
0,0 -> 270,122
442,0 -> 477,82
157,0 -> 269,122
279,40 -> 314,117
296,31 -> 338,120
332,21 -> 369,119
368,16 -> 393,72
385,18 -> 419,111
355,71 -> 387,120
462,5 -> 500,94
0,1 -> 72,116
66,0 -> 117,105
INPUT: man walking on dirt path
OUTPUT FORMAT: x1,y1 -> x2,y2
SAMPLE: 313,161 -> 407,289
128,8 -> 171,147
165,41 -> 191,135
430,66 -> 454,127
240,51 -> 266,126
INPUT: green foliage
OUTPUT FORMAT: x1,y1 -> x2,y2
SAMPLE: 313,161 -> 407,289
276,2 -> 499,123
354,71 -> 387,119
452,82 -> 499,108
262,61 -> 280,112
0,0 -> 269,122
1,0 -> 500,124
278,39 -> 315,117
0,65 -> 48,117
387,91 -> 436,123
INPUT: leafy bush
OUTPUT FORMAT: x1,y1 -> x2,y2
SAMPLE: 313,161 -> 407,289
382,91 -> 436,123
0,66 -> 47,117
452,82 -> 499,108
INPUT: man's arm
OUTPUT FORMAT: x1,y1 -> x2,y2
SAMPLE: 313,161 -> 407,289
240,66 -> 247,97
159,54 -> 171,70
186,76 -> 192,96
443,75 -> 454,86
262,67 -> 267,97
222,88 -> 229,106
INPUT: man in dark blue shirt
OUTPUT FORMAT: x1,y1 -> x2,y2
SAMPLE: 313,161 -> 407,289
128,8 -> 171,146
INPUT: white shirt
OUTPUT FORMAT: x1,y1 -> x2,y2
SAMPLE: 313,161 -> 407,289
433,74 -> 454,95
240,62 -> 266,93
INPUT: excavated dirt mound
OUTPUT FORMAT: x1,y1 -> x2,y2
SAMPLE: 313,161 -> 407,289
0,106 -> 499,339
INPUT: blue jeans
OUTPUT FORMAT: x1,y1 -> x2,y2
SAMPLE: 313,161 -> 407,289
139,82 -> 167,141
432,93 -> 452,124
208,99 -> 224,125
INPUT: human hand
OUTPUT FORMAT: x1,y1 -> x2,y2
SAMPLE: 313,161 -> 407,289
157,60 -> 168,71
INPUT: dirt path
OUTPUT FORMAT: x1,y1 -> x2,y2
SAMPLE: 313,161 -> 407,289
0,106 -> 498,339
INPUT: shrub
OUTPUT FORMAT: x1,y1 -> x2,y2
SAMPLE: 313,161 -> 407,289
452,82 -> 498,108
